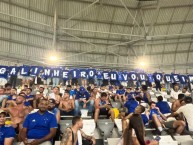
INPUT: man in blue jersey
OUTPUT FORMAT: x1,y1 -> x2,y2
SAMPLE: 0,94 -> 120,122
74,87 -> 94,116
149,102 -> 185,135
115,85 -> 125,102
0,109 -> 16,145
21,99 -> 57,145
156,96 -> 171,114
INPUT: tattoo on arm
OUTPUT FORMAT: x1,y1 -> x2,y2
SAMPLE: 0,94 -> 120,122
61,128 -> 72,145
81,131 -> 92,140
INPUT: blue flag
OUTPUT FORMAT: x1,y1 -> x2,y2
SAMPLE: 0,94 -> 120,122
62,70 -> 69,80
80,69 -> 87,78
30,66 -> 43,76
129,72 -> 137,81
87,69 -> 96,78
0,66 -> 8,79
110,71 -> 118,81
9,66 -> 19,76
20,65 -> 31,76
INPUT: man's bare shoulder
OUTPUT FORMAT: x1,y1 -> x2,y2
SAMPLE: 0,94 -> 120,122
60,128 -> 72,145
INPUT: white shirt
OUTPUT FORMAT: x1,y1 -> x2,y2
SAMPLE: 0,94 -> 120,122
176,104 -> 193,131
170,90 -> 182,100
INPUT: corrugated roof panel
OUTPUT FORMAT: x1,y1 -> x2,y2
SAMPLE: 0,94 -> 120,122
153,25 -> 168,35
160,0 -> 192,7
151,45 -> 164,53
162,54 -> 174,64
157,8 -> 174,23
188,52 -> 193,63
171,7 -> 189,22
177,43 -> 190,51
181,23 -> 193,33
0,40 -> 10,52
104,0 -> 138,8
164,44 -> 177,52
175,53 -> 187,64
187,8 -> 193,21
98,6 -> 115,21
0,28 -> 10,39
9,43 -> 27,55
0,2 -> 11,21
95,23 -> 110,38
11,0 -> 30,6
113,7 -> 128,23
11,30 -> 28,43
143,9 -> 156,25
30,0 -> 52,12
167,24 -> 183,34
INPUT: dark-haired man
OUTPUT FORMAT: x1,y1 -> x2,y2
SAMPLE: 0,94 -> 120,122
94,92 -> 115,122
2,93 -> 32,138
156,96 -> 171,114
60,116 -> 96,145
149,102 -> 185,135
141,85 -> 152,104
171,93 -> 185,112
21,99 -> 57,145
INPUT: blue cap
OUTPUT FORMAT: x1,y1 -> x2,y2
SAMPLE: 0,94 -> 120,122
79,86 -> 86,93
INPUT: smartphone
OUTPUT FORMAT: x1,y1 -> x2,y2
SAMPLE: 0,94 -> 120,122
154,136 -> 161,141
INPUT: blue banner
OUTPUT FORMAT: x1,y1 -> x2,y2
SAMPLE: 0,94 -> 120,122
80,69 -> 87,79
138,73 -> 146,82
164,74 -> 171,83
103,71 -> 109,80
179,75 -> 187,84
110,71 -> 118,81
0,66 -> 8,78
129,72 -> 137,81
62,70 -> 69,80
20,65 -> 31,76
43,68 -> 53,78
87,69 -> 96,78
171,74 -> 179,83
30,66 -> 43,76
153,73 -> 163,82
9,66 -> 19,76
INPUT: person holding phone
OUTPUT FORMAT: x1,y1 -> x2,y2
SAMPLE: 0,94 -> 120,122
94,92 -> 115,122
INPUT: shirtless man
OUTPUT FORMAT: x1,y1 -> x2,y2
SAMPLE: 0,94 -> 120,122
60,116 -> 96,145
59,92 -> 75,116
171,93 -> 185,112
48,86 -> 61,106
2,92 -> 31,133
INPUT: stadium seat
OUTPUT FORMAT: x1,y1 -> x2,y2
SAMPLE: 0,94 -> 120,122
174,135 -> 193,145
60,120 -> 72,133
80,109 -> 88,117
97,119 -> 114,140
111,101 -> 122,109
82,119 -> 96,136
107,138 -> 120,145
114,119 -> 122,136
153,135 -> 177,145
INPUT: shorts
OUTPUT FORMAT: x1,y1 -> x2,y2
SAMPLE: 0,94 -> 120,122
60,110 -> 74,116
99,109 -> 109,116
112,108 -> 119,119
164,121 -> 174,129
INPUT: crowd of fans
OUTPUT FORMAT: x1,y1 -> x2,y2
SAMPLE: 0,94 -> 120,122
0,78 -> 193,145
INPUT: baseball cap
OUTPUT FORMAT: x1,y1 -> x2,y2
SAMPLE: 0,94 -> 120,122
79,86 -> 86,93
0,109 -> 6,115
49,99 -> 56,104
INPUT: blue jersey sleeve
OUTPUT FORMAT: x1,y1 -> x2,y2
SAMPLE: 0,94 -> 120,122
85,92 -> 90,100
23,114 -> 30,128
49,115 -> 58,128
5,126 -> 16,138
